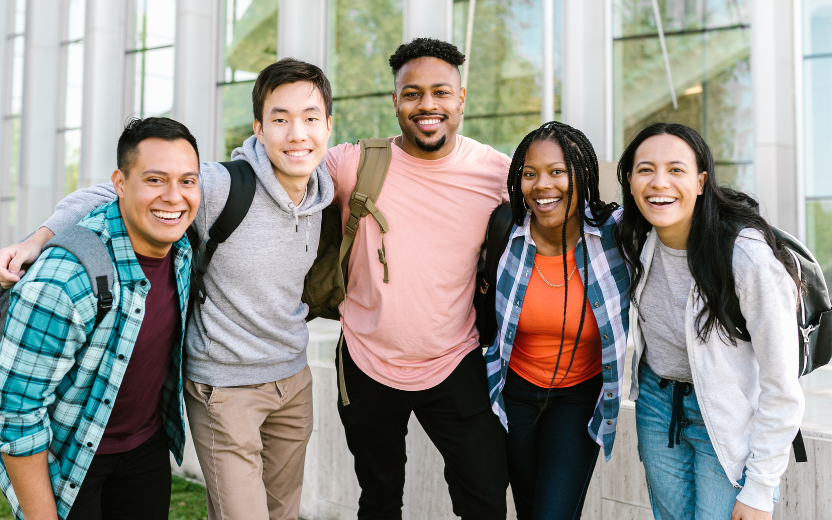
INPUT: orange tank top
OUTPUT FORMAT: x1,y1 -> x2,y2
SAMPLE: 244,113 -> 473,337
509,248 -> 602,388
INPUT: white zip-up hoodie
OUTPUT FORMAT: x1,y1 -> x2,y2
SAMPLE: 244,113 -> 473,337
629,228 -> 805,512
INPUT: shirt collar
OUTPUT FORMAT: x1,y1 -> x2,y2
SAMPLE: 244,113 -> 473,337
103,201 -> 189,285
513,206 -> 603,246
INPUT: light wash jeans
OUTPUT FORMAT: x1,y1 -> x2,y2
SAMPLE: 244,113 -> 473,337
635,361 -> 778,519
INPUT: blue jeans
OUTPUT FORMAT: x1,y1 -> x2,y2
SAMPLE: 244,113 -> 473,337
502,368 -> 602,520
635,361 -> 778,519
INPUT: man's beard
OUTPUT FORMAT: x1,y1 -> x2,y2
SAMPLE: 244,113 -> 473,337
415,133 -> 447,153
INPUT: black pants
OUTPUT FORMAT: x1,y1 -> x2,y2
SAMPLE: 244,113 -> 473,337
502,368 -> 602,520
66,428 -> 171,520
337,342 -> 509,520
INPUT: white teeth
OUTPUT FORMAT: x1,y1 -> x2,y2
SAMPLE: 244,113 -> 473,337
418,119 -> 441,125
285,150 -> 310,157
152,210 -> 183,220
648,197 -> 677,204
535,198 -> 561,204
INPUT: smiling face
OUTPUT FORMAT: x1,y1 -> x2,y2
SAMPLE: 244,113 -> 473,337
112,138 -> 200,258
628,133 -> 707,249
392,57 -> 465,160
253,81 -> 332,185
521,139 -> 581,248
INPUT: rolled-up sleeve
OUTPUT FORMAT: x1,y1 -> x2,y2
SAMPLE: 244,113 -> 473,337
0,280 -> 86,457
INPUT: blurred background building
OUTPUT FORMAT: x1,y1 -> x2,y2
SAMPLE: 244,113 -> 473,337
1,0 -> 830,287
2,3 -> 831,516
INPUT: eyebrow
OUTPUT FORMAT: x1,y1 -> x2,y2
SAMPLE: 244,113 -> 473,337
523,162 -> 567,169
636,160 -> 688,168
269,106 -> 322,115
400,83 -> 454,91
140,169 -> 199,177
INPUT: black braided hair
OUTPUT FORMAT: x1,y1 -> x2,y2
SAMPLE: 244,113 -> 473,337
506,121 -> 618,396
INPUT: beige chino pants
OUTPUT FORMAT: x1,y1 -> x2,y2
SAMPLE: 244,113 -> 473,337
184,366 -> 313,520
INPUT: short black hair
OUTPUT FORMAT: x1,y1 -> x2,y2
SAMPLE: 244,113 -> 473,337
388,38 -> 466,78
117,117 -> 199,175
252,58 -> 333,123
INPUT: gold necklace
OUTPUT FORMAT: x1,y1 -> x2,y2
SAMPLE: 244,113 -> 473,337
533,262 -> 577,288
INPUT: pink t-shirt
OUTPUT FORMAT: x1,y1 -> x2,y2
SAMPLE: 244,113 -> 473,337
326,135 -> 510,391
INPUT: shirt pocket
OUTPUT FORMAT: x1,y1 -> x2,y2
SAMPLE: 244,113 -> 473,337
698,384 -> 754,465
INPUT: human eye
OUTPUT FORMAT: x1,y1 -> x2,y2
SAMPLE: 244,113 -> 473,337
522,170 -> 536,178
403,92 -> 418,98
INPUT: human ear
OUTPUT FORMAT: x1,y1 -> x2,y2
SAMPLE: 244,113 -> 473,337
698,171 -> 708,195
112,170 -> 126,198
252,119 -> 265,145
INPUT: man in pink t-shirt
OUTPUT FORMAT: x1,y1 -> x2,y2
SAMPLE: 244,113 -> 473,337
327,38 -> 510,519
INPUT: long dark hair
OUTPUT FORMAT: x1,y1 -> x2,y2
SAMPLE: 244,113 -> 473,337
507,121 -> 618,389
614,122 -> 799,344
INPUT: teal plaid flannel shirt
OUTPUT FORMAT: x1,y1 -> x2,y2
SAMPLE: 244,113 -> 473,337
484,207 -> 631,461
0,201 -> 190,520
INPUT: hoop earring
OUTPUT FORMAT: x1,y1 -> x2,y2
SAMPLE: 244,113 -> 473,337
523,198 -> 530,212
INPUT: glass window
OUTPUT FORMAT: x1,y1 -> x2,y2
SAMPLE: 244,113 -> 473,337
327,0 -> 403,146
453,0 -> 561,155
613,0 -> 753,191
128,0 -> 176,118
58,0 -> 86,195
1,0 -> 27,233
219,0 -> 278,159
804,0 -> 832,285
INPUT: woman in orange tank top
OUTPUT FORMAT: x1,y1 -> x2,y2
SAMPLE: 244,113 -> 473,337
482,122 -> 630,520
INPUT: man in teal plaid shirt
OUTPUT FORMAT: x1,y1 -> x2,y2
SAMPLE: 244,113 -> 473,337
0,117 -> 200,520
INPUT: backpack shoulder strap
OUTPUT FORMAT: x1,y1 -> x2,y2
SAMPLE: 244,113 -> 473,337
485,202 -> 515,285
191,160 -> 257,303
44,226 -> 114,328
339,138 -> 392,283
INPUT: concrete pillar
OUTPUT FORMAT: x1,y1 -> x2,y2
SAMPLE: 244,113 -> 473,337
561,0 -> 612,161
0,2 -> 12,244
278,0 -> 327,70
18,0 -> 61,236
541,0 -> 556,123
403,0 -> 453,43
752,0 -> 798,234
79,0 -> 125,187
174,0 -> 219,161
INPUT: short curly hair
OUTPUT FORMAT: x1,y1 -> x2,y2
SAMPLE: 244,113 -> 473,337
388,38 -> 466,77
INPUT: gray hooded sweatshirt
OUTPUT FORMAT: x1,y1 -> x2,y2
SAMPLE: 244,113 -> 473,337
41,136 -> 335,386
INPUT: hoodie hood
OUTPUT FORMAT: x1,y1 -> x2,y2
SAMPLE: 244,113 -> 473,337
231,135 -> 334,217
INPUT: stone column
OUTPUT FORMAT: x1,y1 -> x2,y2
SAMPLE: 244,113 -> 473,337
79,0 -> 125,188
278,0 -> 327,70
752,0 -> 798,234
0,2 -> 12,244
174,0 -> 219,160
561,0 -> 612,161
403,0 -> 453,43
18,0 -> 61,236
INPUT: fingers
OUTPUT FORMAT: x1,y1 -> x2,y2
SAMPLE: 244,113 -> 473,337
0,248 -> 27,289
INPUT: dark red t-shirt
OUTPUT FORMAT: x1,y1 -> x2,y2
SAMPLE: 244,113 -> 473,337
97,249 -> 180,454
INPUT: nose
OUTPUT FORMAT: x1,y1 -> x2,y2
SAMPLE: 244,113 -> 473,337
286,118 -> 308,142
649,169 -> 671,190
160,180 -> 184,204
418,92 -> 439,112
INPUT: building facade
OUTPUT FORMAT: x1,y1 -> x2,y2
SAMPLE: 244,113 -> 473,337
0,0 -> 829,277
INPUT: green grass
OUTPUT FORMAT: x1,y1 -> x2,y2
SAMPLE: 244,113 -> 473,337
0,474 -> 207,519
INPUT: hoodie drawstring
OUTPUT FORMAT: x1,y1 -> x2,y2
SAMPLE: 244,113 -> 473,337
306,216 -> 310,252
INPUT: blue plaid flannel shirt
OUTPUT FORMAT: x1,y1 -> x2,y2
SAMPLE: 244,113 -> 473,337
0,201 -> 190,520
484,208 -> 630,461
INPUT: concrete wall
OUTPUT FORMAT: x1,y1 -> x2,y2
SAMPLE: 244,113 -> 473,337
173,326 -> 832,520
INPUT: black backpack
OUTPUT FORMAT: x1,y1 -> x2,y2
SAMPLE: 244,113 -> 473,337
474,202 -> 514,347
188,141 -> 392,322
0,226 -> 114,332
726,223 -> 832,464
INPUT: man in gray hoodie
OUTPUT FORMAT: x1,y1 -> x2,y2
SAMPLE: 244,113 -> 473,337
0,58 -> 334,520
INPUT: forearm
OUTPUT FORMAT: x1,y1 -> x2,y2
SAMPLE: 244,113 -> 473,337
42,182 -> 118,234
26,227 -> 55,249
2,451 -> 58,520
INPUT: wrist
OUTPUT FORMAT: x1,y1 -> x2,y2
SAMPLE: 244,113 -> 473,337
29,227 -> 55,248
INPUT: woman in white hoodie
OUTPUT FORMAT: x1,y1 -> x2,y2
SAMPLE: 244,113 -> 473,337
615,123 -> 804,520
